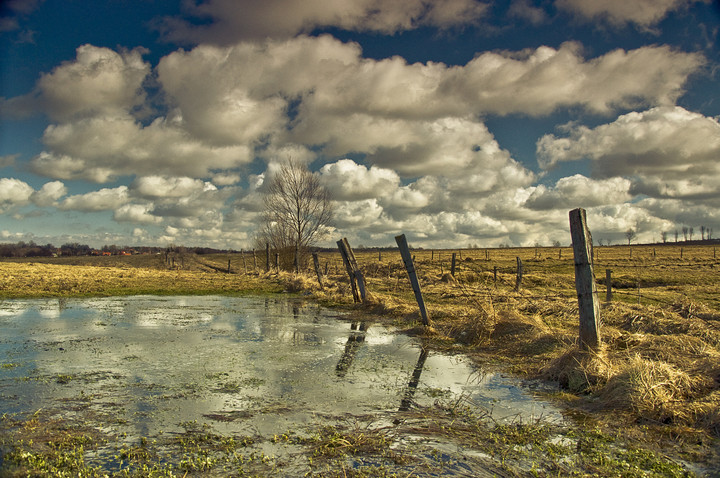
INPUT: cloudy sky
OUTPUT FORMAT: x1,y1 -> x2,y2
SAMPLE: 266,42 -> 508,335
1,0 -> 719,249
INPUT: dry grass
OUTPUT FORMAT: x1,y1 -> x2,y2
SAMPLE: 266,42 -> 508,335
2,243 -> 720,466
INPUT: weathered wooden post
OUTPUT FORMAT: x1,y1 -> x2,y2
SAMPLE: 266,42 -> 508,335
515,257 -> 523,291
451,253 -> 457,277
395,234 -> 430,326
266,243 -> 270,272
605,269 -> 612,302
493,266 -> 497,286
337,238 -> 367,303
312,252 -> 324,290
275,252 -> 280,272
569,208 -> 601,350
227,258 -> 231,274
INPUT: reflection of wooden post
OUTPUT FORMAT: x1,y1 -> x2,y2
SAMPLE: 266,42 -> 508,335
399,347 -> 429,411
312,252 -> 324,290
570,208 -> 601,350
336,322 -> 367,377
395,234 -> 430,326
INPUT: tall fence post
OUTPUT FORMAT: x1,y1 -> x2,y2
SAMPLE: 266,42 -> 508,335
395,234 -> 430,326
569,208 -> 601,350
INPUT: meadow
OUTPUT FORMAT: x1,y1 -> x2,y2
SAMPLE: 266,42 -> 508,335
1,243 -> 719,476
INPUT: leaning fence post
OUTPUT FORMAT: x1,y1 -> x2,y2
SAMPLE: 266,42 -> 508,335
343,238 -> 367,302
395,234 -> 430,326
569,208 -> 601,350
337,239 -> 360,302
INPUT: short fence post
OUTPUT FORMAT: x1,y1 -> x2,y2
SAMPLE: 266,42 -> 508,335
227,259 -> 231,274
312,252 -> 324,290
515,257 -> 523,291
569,208 -> 601,351
605,269 -> 612,302
451,253 -> 457,277
395,234 -> 430,326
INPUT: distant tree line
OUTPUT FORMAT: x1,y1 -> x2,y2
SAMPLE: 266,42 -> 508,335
0,241 -> 231,258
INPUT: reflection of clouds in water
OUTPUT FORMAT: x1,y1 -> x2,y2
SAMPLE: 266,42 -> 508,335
0,295 -> 564,441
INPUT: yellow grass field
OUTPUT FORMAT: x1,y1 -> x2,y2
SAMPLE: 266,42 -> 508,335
1,243 -> 719,475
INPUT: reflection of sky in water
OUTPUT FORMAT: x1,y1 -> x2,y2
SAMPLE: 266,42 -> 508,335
0,296 -> 562,440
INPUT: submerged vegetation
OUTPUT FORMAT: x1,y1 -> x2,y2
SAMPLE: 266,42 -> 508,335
1,243 -> 719,475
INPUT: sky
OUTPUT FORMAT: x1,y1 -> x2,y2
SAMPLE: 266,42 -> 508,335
1,0 -> 719,250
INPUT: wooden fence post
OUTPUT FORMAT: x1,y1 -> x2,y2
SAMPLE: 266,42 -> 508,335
266,243 -> 270,272
395,234 -> 430,326
337,238 -> 367,303
451,253 -> 457,277
227,259 -> 231,274
312,252 -> 324,290
275,252 -> 280,272
605,269 -> 612,302
493,266 -> 497,286
569,208 -> 601,350
515,257 -> 523,291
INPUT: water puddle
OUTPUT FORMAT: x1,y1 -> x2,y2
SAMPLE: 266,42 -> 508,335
0,295 -> 563,473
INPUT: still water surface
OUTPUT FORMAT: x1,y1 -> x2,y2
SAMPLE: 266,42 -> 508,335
0,295 -> 561,463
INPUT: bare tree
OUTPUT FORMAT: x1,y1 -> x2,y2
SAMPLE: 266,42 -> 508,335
682,226 -> 689,241
259,159 -> 333,271
625,228 -> 637,245
660,231 -> 668,243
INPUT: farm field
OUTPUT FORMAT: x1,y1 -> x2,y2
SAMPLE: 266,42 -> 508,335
1,243 -> 719,476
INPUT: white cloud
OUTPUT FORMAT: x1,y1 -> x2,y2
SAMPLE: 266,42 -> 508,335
157,0 -> 488,44
131,176 -> 213,199
525,175 -> 632,210
320,159 -> 399,201
0,178 -> 34,213
59,186 -> 129,212
7,45 -> 151,122
556,0 -> 708,28
113,204 -> 161,224
537,106 -> 720,199
31,181 -> 67,207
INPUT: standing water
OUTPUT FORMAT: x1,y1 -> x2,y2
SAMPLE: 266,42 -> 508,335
0,295 -> 562,474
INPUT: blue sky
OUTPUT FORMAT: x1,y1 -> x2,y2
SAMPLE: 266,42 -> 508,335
1,0 -> 719,249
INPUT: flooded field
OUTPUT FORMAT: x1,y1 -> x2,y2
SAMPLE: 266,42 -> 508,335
0,295 -> 565,476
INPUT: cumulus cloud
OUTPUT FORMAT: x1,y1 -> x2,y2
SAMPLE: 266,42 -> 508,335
113,204 -> 162,224
537,106 -> 720,199
3,45 -> 150,121
58,186 -> 129,212
131,176 -> 213,199
0,178 -> 34,213
556,0 -> 708,28
525,175 -> 632,210
319,159 -> 399,201
31,181 -> 66,207
156,0 -> 488,44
